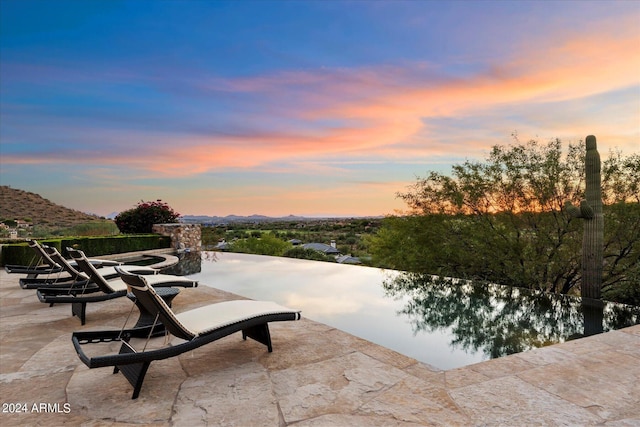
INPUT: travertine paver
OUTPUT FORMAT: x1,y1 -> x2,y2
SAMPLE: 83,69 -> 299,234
359,374 -> 469,425
174,362 -> 279,427
1,268 -> 639,426
271,351 -> 410,421
449,375 -> 600,426
517,349 -> 640,420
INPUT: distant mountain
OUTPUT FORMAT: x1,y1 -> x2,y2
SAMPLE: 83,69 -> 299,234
0,185 -> 105,226
181,214 -> 300,224
180,214 -> 380,224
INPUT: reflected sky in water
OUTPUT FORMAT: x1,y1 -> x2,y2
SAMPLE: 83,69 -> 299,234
188,252 -> 639,370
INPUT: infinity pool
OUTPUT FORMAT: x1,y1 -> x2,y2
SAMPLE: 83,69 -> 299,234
184,251 -> 640,370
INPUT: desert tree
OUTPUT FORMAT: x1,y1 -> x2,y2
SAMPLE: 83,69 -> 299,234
367,136 -> 639,302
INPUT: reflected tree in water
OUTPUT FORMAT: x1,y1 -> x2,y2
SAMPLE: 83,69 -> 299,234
383,273 -> 639,359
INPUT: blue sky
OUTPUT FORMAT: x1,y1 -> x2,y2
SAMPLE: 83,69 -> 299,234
1,0 -> 638,217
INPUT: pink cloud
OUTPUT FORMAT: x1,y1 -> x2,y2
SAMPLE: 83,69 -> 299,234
3,15 -> 637,178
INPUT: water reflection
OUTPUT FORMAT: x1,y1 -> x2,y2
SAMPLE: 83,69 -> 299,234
383,273 -> 640,359
579,298 -> 601,338
161,251 -> 204,275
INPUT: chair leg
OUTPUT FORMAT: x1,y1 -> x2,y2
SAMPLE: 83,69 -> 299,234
120,362 -> 151,399
242,324 -> 273,352
114,341 -> 151,399
71,302 -> 87,325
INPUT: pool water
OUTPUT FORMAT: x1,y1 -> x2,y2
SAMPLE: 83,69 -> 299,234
185,251 -> 640,370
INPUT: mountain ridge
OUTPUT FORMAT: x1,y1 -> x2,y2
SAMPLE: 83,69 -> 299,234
0,185 -> 103,227
180,214 -> 383,224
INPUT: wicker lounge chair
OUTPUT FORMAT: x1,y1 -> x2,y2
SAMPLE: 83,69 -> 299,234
72,267 -> 301,399
6,240 -> 121,279
20,246 -> 157,289
4,240 -> 65,277
47,246 -> 156,283
37,249 -> 198,324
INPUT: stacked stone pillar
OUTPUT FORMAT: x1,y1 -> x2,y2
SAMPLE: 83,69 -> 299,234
152,223 -> 201,252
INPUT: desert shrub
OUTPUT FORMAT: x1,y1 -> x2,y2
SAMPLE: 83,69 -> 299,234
115,200 -> 180,234
70,220 -> 120,236
229,233 -> 290,256
201,226 -> 226,248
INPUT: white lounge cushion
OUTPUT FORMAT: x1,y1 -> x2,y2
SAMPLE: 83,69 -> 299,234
143,274 -> 198,288
97,265 -> 157,278
104,277 -> 129,292
105,274 -> 196,292
86,258 -> 122,266
176,300 -> 301,337
68,258 -> 122,268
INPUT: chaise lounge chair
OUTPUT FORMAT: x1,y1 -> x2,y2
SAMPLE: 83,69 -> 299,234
37,249 -> 199,324
72,267 -> 301,399
5,239 -> 121,279
20,245 -> 158,289
4,240 -> 65,277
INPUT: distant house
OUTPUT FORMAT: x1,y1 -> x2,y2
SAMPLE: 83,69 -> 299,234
302,242 -> 340,256
336,255 -> 362,265
214,240 -> 231,251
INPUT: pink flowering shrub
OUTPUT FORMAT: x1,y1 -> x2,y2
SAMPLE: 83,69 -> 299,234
115,200 -> 180,234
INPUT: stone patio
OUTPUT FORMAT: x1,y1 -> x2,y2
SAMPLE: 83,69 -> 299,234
1,268 -> 638,426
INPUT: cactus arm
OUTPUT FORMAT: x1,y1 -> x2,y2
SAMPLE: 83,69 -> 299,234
579,201 -> 594,219
565,201 -> 581,218
565,200 -> 593,219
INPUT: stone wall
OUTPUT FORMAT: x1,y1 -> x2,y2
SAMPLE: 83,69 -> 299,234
152,223 -> 201,252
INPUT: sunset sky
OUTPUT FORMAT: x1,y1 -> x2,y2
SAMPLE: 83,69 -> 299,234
1,0 -> 639,218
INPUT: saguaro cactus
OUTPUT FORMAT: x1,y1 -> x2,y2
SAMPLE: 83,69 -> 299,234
566,135 -> 603,300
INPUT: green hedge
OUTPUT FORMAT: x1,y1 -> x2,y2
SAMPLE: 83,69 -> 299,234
0,235 -> 171,266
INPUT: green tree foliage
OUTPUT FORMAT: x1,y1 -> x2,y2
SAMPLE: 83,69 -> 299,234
367,138 -> 639,303
228,233 -> 291,256
201,226 -> 226,248
115,200 -> 180,234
